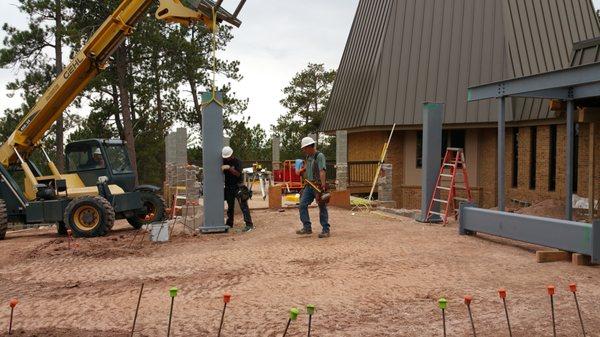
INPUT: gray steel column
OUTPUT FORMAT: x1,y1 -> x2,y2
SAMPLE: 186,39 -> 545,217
566,99 -> 574,220
418,102 -> 443,222
498,97 -> 506,211
201,92 -> 229,233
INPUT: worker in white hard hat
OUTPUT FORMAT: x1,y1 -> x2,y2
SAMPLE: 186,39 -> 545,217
222,146 -> 254,232
295,136 -> 330,238
91,147 -> 105,168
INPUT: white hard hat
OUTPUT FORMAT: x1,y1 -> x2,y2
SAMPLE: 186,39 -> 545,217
222,146 -> 233,158
301,137 -> 315,149
93,148 -> 102,155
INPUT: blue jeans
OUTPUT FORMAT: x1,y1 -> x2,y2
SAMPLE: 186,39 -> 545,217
299,186 -> 329,232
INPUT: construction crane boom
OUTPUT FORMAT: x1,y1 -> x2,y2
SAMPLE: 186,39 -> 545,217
0,0 -> 243,167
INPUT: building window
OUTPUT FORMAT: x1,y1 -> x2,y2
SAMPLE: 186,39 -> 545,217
529,126 -> 537,190
512,128 -> 519,188
548,125 -> 556,191
573,124 -> 579,193
416,129 -> 466,169
449,130 -> 466,149
416,131 -> 422,168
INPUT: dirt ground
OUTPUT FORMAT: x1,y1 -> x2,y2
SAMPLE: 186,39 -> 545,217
0,208 -> 599,336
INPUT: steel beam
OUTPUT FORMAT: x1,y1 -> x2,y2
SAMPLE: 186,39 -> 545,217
459,204 -> 600,263
512,88 -> 570,100
418,103 -> 443,222
498,97 -> 506,211
200,92 -> 229,233
467,62 -> 600,101
566,100 -> 574,221
572,82 -> 600,99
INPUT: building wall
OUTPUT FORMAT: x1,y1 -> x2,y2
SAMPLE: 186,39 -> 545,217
348,131 -> 404,207
476,129 -> 498,208
346,122 -> 600,213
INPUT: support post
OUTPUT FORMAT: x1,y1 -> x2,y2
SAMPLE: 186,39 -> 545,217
589,122 -> 596,221
272,136 -> 281,171
336,130 -> 348,191
498,97 -> 506,211
566,99 -> 574,221
418,102 -> 443,222
200,92 -> 229,233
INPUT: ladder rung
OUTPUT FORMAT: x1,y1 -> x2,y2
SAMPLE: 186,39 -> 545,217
436,186 -> 451,191
455,185 -> 467,189
433,198 -> 448,203
440,174 -> 453,177
443,163 -> 455,167
446,147 -> 463,151
453,197 -> 468,201
429,211 -> 445,216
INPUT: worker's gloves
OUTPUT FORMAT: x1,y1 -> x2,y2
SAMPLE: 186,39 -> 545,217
222,165 -> 231,171
321,183 -> 329,192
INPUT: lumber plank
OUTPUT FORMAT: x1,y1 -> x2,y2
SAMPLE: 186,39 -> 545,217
535,250 -> 572,263
571,253 -> 593,266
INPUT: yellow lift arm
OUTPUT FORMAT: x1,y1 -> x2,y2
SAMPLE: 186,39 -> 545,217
0,0 -> 242,169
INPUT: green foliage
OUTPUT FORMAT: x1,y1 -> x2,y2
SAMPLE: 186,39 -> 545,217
61,1 -> 247,185
227,117 -> 270,161
272,63 -> 336,160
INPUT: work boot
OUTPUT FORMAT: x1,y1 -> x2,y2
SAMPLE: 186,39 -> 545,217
242,225 -> 254,232
296,228 -> 312,235
318,231 -> 330,238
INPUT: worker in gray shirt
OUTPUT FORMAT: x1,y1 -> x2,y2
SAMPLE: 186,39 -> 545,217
295,136 -> 330,238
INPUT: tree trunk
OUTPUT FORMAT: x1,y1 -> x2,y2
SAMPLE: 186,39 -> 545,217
189,78 -> 202,130
54,0 -> 64,171
111,83 -> 124,138
153,50 -> 166,182
115,44 -> 139,185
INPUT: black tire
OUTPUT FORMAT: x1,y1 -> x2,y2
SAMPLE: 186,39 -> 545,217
56,221 -> 68,236
126,191 -> 166,229
64,196 -> 115,238
0,199 -> 7,240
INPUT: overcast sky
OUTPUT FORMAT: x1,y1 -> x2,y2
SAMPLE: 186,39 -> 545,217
0,0 -> 360,132
0,0 -> 599,133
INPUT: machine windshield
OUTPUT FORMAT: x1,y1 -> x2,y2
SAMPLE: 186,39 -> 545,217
66,145 -> 106,171
105,144 -> 133,174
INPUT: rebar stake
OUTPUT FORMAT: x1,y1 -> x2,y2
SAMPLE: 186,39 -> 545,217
498,289 -> 513,337
217,293 -> 231,337
438,298 -> 447,337
282,307 -> 299,337
8,298 -> 18,335
569,283 -> 586,336
306,304 -> 315,337
547,286 -> 557,337
167,287 -> 178,337
464,296 -> 476,337
130,283 -> 145,337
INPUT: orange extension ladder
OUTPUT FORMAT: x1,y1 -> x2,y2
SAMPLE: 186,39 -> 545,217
425,148 -> 473,224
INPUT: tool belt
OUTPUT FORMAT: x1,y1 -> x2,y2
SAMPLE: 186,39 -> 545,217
236,184 -> 252,202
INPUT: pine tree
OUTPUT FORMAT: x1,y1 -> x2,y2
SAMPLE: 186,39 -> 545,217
0,0 -> 69,169
273,63 -> 336,159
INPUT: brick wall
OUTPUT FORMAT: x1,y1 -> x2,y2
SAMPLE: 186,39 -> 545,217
477,129 -> 498,208
503,123 -> 599,208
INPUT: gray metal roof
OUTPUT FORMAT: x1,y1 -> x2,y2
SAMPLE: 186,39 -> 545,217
321,0 -> 600,132
570,37 -> 600,66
